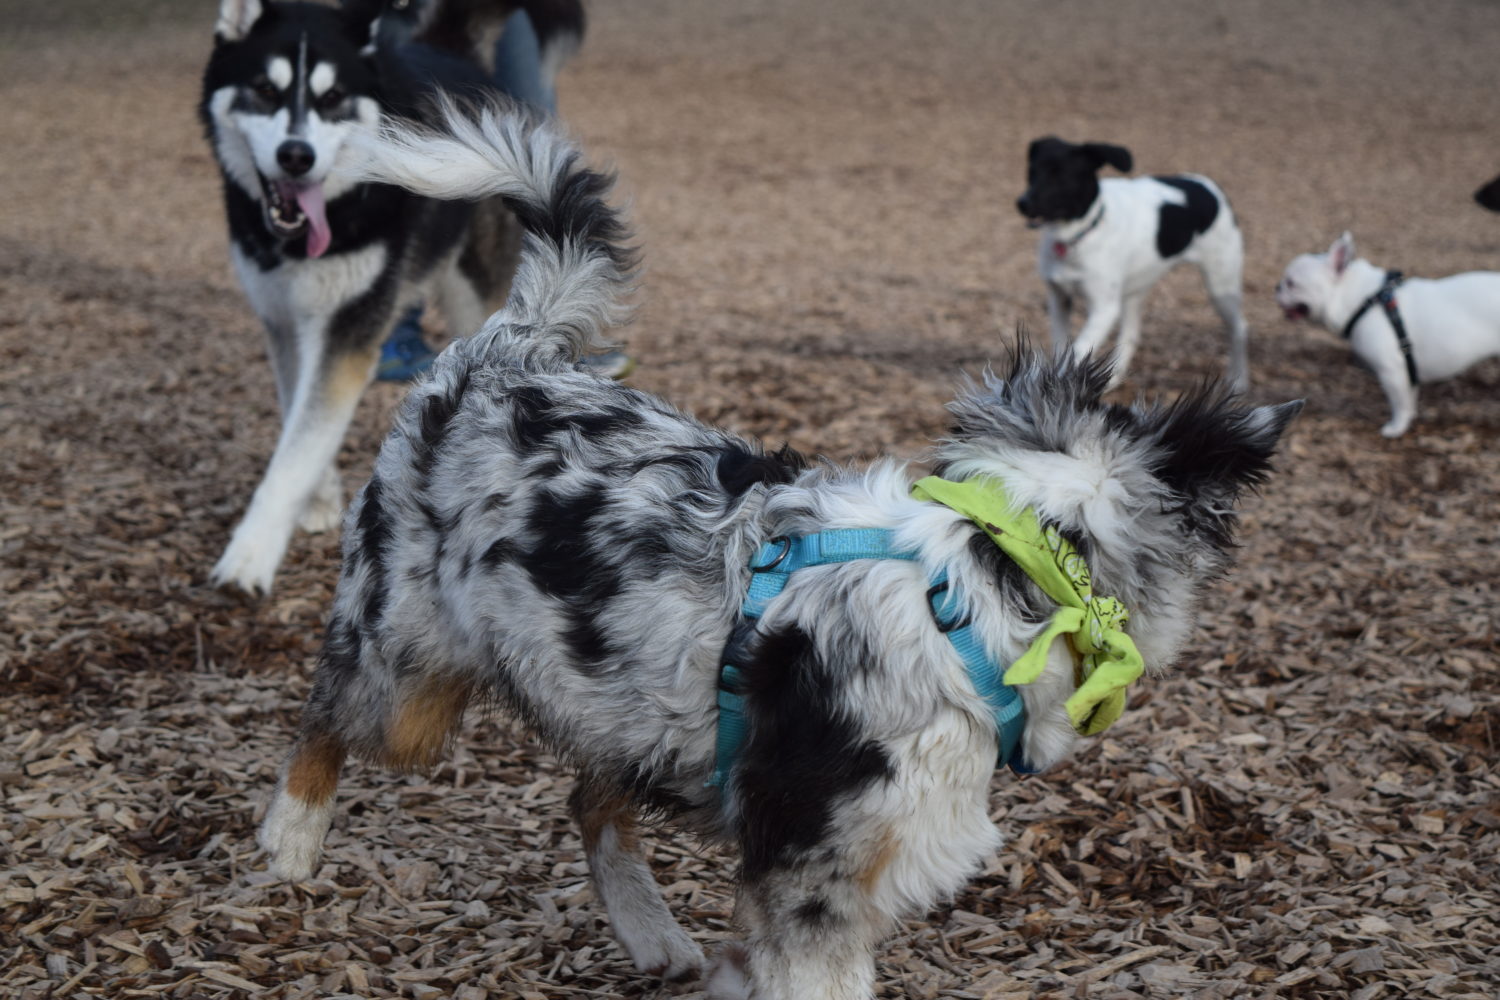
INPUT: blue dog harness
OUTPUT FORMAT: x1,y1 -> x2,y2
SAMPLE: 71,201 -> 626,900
710,528 -> 1033,790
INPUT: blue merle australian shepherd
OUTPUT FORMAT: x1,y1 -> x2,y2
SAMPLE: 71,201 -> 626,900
258,105 -> 1302,998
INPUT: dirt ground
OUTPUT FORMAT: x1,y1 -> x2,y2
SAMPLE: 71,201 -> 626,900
2,1 -> 1499,998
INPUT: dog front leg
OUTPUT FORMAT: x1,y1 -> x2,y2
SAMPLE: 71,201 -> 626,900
1070,294 -> 1122,367
1373,364 -> 1418,437
570,778 -> 703,983
1045,282 -> 1073,350
213,341 -> 378,594
1106,291 -> 1148,389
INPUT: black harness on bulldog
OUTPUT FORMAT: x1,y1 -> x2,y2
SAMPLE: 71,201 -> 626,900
1341,270 -> 1418,385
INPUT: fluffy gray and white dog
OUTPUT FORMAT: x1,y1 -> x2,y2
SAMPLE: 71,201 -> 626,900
259,105 -> 1301,999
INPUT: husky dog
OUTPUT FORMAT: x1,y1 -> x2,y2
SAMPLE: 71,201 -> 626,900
258,107 -> 1301,999
200,0 -> 582,594
1275,231 -> 1500,437
1017,137 -> 1251,393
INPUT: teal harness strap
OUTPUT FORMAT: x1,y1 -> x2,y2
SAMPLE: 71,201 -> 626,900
711,529 -> 1033,791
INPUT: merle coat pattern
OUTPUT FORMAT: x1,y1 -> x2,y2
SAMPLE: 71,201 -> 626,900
201,0 -> 581,595
1017,136 -> 1251,393
259,107 -> 1302,1000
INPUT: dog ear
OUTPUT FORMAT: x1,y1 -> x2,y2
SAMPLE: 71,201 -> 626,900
1475,175 -> 1500,212
1329,231 -> 1355,274
1147,394 -> 1303,526
215,0 -> 266,42
1082,143 -> 1133,174
341,0 -> 391,52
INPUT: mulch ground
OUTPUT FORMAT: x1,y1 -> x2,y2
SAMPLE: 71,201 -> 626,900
2,1 -> 1498,998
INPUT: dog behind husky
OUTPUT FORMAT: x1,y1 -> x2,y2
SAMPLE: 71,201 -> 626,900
259,106 -> 1301,999
200,0 -> 581,595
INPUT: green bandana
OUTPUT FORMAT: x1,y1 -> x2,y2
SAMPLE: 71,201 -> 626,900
910,475 -> 1144,735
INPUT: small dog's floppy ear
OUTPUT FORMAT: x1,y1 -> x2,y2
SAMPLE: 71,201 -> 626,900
1148,394 -> 1303,514
1329,231 -> 1356,274
1474,174 -> 1500,212
216,0 -> 265,42
1082,142 -> 1133,174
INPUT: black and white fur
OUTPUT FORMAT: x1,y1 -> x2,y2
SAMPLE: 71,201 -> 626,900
1017,136 -> 1251,393
1275,231 -> 1500,437
258,107 -> 1301,999
201,0 -> 582,594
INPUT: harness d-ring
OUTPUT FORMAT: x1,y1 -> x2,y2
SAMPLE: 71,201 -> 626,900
750,536 -> 792,572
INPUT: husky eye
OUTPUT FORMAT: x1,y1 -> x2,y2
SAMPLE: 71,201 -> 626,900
252,78 -> 279,102
317,86 -> 345,110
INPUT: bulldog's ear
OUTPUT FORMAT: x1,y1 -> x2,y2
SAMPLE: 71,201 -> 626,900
1082,142 -> 1133,174
1330,231 -> 1355,274
216,0 -> 265,42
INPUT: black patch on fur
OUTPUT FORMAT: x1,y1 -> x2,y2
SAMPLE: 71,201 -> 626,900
516,483 -> 621,671
795,897 -> 833,928
715,443 -> 807,497
414,370 -> 472,481
734,625 -> 895,882
503,156 -> 637,284
966,534 -> 1050,626
1152,176 -> 1220,259
356,477 -> 391,626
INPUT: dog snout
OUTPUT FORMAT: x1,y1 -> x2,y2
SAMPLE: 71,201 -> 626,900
1016,192 -> 1033,216
277,140 -> 316,177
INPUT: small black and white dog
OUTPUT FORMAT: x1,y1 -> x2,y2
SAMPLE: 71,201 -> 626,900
200,0 -> 581,594
259,108 -> 1301,999
1017,137 -> 1251,393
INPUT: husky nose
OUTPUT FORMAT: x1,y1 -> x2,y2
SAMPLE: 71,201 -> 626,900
277,140 -> 316,177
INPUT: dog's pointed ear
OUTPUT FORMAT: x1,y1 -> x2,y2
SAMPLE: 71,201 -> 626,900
1329,231 -> 1355,274
1082,142 -> 1133,174
341,0 -> 389,54
216,0 -> 266,42
1149,395 -> 1303,512
1476,174 -> 1500,212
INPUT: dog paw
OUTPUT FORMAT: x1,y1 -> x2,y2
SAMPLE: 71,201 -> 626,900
258,793 -> 332,881
704,943 -> 751,1000
1380,420 -> 1410,438
211,540 -> 279,596
298,470 -> 344,534
297,496 -> 343,534
617,921 -> 704,983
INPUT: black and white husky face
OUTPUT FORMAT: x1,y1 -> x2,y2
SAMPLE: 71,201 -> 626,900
203,0 -> 383,258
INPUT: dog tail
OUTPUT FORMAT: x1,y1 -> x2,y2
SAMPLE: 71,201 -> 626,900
351,100 -> 634,370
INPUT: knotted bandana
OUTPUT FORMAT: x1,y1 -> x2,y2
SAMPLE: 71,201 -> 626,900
910,475 -> 1144,735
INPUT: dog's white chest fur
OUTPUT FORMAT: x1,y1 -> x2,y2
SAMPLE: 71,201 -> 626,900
230,242 -> 388,334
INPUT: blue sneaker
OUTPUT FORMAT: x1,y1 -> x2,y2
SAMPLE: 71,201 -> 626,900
377,308 -> 438,382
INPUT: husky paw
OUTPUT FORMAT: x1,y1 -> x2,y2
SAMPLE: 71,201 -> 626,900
704,943 -> 751,1000
258,793 -> 332,882
211,541 -> 280,596
298,469 -> 344,534
617,921 -> 704,983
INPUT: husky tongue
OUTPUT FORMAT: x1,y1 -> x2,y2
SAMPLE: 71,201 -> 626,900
296,184 -> 331,258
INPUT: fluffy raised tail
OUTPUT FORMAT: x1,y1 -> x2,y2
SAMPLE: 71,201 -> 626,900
351,100 -> 635,370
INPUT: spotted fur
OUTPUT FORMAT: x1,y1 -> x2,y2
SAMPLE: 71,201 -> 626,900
260,106 -> 1302,1000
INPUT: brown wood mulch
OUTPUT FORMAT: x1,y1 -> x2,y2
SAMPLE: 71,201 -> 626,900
3,1 -> 1499,998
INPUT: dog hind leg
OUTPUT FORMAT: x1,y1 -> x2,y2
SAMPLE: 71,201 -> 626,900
1197,232 -> 1251,393
259,729 -> 347,881
570,777 -> 704,982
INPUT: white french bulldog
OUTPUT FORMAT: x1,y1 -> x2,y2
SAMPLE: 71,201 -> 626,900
1276,231 -> 1500,437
